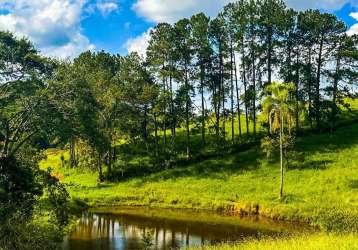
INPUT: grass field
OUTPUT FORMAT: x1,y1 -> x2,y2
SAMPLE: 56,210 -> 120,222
188,234 -> 358,250
40,120 -> 358,232
38,99 -> 358,249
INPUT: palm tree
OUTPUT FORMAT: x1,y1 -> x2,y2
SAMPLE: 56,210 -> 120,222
262,82 -> 296,199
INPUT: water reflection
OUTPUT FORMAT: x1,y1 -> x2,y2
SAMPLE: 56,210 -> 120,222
63,209 -> 306,250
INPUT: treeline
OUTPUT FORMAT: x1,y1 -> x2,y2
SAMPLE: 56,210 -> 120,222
53,0 -> 358,180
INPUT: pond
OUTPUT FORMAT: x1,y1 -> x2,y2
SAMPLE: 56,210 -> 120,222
62,206 -> 312,250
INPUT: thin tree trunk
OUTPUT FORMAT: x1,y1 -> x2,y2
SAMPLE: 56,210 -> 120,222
107,146 -> 112,179
213,83 -> 220,140
267,26 -> 272,86
169,69 -> 176,137
162,70 -> 167,147
279,111 -> 284,199
98,153 -> 104,183
200,64 -> 206,145
307,47 -> 313,130
185,65 -> 191,159
70,136 -> 76,167
234,50 -> 242,139
230,40 -> 235,144
332,55 -> 341,131
219,42 -> 225,140
315,36 -> 324,131
295,51 -> 300,131
154,112 -> 159,158
241,37 -> 250,137
143,104 -> 148,141
251,41 -> 257,138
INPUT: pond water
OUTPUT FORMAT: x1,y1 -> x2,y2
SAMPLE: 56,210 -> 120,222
62,207 -> 311,250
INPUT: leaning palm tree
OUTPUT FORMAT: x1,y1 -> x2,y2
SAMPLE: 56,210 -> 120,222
262,82 -> 296,199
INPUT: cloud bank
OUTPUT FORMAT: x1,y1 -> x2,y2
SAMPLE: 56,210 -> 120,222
0,0 -> 96,58
127,0 -> 358,54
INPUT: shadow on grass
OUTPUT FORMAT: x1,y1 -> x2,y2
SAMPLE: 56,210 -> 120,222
288,159 -> 333,170
108,123 -> 358,184
296,122 -> 358,154
348,179 -> 358,189
141,148 -> 262,182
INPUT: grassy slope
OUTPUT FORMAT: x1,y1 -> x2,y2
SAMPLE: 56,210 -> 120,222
40,120 -> 358,231
188,234 -> 358,250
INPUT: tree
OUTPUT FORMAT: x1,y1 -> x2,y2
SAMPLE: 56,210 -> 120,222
209,17 -> 229,142
0,32 -> 56,159
262,82 -> 296,199
147,23 -> 175,146
326,34 -> 358,130
190,13 -> 211,145
257,0 -> 286,87
72,51 -> 121,181
0,32 -> 71,249
173,18 -> 194,158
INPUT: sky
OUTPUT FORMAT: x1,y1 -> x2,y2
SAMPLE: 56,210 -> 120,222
0,0 -> 357,59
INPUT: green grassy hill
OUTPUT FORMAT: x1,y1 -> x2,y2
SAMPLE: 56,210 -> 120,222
40,120 -> 358,232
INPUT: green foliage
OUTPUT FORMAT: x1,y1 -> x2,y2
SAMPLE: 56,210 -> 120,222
0,156 -> 42,222
44,169 -> 70,227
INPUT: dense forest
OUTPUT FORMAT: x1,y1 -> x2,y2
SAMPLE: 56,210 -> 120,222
0,0 -> 357,249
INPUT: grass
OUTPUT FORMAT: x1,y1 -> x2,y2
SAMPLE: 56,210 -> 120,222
187,234 -> 358,250
40,119 -> 358,232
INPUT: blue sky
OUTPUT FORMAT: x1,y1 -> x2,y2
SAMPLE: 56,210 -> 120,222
0,0 -> 357,58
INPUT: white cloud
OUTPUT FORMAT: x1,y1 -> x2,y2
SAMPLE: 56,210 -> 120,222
133,0 -> 233,23
128,0 -> 357,54
124,28 -> 152,57
0,0 -> 95,59
132,0 -> 358,24
347,12 -> 358,35
96,0 -> 119,17
286,0 -> 354,11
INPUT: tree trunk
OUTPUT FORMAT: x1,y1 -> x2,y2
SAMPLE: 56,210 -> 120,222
234,50 -> 242,139
307,47 -> 313,130
107,146 -> 112,179
279,111 -> 284,199
332,55 -> 341,131
295,51 -> 300,131
154,112 -> 159,158
200,64 -> 206,145
162,71 -> 167,148
185,65 -> 191,159
70,137 -> 76,167
98,153 -> 104,183
169,69 -> 176,137
251,41 -> 257,138
219,41 -> 225,140
315,36 -> 324,131
213,83 -> 220,141
143,104 -> 148,141
230,41 -> 235,144
267,26 -> 272,86
241,37 -> 250,137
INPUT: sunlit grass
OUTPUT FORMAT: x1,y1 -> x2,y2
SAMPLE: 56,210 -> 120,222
40,120 -> 358,232
187,234 -> 358,250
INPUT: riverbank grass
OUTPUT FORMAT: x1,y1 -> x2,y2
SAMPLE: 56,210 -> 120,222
188,234 -> 358,250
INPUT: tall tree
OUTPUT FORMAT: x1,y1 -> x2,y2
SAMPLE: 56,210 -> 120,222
173,18 -> 194,158
190,13 -> 211,145
262,82 -> 296,199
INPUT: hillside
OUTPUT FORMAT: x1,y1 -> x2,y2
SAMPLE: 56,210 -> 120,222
41,120 -> 358,232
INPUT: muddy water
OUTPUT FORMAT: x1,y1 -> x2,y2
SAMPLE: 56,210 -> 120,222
62,207 -> 311,250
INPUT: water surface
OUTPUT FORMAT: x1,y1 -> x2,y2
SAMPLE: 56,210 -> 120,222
62,207 -> 310,250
